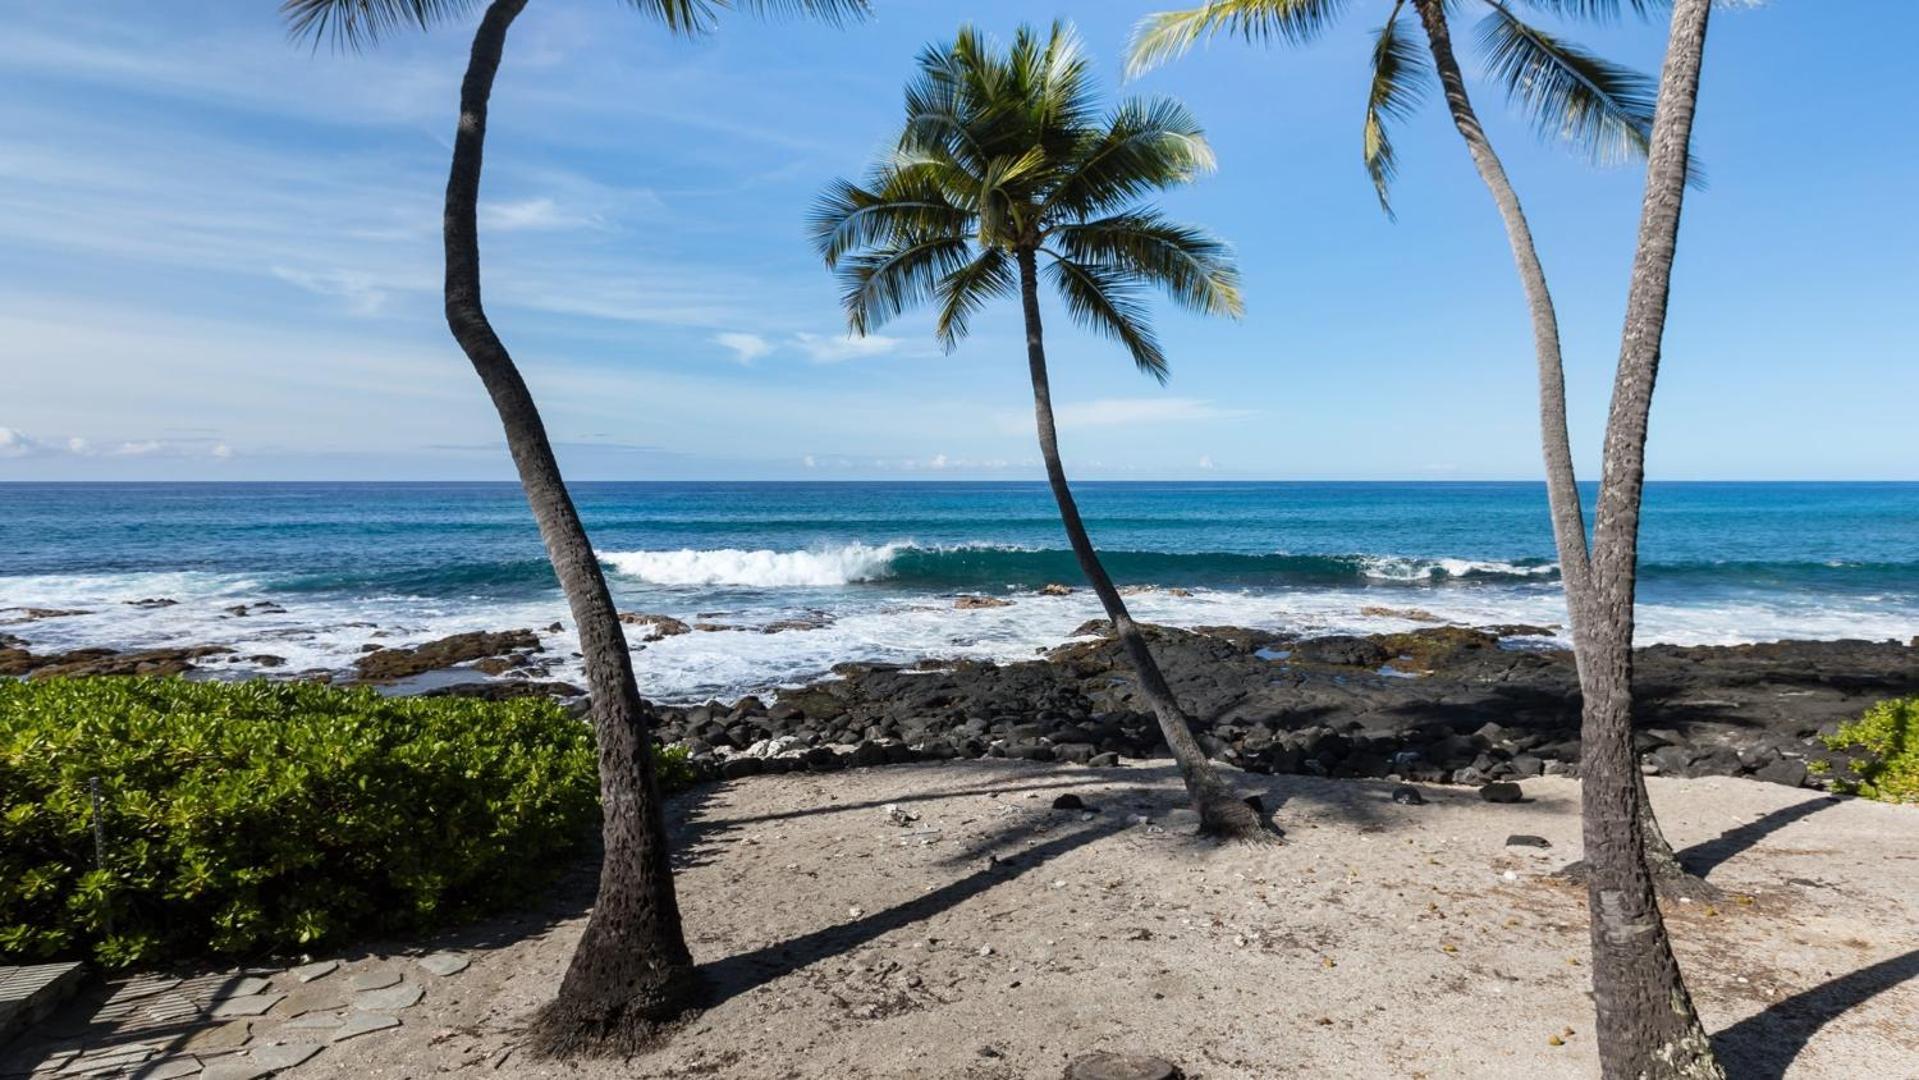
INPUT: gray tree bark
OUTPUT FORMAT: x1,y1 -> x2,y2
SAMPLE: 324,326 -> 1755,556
1581,1 -> 1722,1076
443,0 -> 699,1055
1016,247 -> 1268,840
1410,0 -> 1704,893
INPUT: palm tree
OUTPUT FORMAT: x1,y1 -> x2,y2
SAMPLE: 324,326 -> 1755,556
810,22 -> 1268,841
282,0 -> 866,1055
1128,0 -> 1708,888
1579,1 -> 1721,1075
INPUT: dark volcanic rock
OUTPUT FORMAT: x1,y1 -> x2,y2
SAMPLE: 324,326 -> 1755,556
20,645 -> 232,678
1479,782 -> 1525,804
354,629 -> 542,681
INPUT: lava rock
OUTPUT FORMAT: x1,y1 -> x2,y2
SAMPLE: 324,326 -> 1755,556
1479,781 -> 1525,804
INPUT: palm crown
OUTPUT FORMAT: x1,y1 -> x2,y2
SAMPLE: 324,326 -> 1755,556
1127,0 -> 1684,215
810,22 -> 1243,382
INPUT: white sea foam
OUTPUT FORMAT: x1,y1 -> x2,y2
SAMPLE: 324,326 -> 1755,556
597,543 -> 905,587
1357,555 -> 1558,581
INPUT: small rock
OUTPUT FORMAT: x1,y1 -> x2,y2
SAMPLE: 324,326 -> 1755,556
1063,1052 -> 1183,1080
1088,752 -> 1122,768
884,803 -> 920,826
977,945 -> 994,957
1505,834 -> 1553,850
1391,785 -> 1426,806
1051,794 -> 1087,811
1479,781 -> 1525,804
417,952 -> 470,977
954,595 -> 1013,609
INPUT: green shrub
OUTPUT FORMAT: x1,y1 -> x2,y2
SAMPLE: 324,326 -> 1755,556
0,678 -> 603,967
1823,695 -> 1919,804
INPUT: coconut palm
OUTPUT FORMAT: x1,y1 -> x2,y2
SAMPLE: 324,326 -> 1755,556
810,22 -> 1267,840
1128,0 -> 1709,887
282,0 -> 867,1055
1579,1 -> 1721,1075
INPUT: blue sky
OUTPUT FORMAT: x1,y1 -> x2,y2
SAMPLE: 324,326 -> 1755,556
0,0 -> 1912,481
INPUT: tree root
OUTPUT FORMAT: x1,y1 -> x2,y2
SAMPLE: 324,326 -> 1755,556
1198,793 -> 1284,844
1555,857 -> 1722,903
524,975 -> 706,1059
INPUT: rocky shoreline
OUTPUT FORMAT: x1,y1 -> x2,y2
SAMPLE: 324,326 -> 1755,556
5,607 -> 1915,792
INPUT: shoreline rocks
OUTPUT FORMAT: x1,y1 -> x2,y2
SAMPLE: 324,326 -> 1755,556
644,624 -> 1918,794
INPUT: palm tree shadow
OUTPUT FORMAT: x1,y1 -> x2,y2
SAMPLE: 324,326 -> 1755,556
1712,948 -> 1919,1080
1676,796 -> 1844,879
694,815 -> 1127,1008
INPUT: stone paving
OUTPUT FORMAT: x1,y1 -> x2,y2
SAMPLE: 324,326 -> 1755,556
0,950 -> 470,1078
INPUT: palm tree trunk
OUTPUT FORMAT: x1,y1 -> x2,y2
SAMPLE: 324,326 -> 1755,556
444,0 -> 698,1054
1014,248 -> 1267,841
1581,2 -> 1721,1076
1410,0 -> 1702,892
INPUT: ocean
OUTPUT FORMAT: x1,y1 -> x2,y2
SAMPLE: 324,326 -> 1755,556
2,481 -> 1915,703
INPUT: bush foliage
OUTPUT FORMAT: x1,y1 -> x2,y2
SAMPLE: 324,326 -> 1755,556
1823,695 -> 1919,804
0,678 -> 603,967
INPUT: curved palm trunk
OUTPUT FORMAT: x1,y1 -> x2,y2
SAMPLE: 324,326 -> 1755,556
446,0 -> 698,1054
1015,248 -> 1267,841
1581,2 -> 1721,1076
1410,0 -> 1700,891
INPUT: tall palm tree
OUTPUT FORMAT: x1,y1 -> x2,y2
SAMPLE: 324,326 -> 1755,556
1580,1 -> 1721,1075
810,22 -> 1268,841
282,0 -> 866,1055
1128,0 -> 1707,887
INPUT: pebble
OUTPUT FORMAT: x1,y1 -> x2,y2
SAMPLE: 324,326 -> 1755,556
1391,785 -> 1426,806
1505,834 -> 1552,849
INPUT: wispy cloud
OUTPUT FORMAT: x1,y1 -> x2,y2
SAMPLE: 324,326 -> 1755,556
792,331 -> 903,363
480,196 -> 594,232
997,397 -> 1252,433
712,331 -> 773,364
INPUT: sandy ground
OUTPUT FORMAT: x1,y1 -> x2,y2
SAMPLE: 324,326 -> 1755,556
29,761 -> 1918,1079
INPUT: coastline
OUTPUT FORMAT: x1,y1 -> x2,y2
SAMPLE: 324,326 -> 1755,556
7,607 -> 1914,795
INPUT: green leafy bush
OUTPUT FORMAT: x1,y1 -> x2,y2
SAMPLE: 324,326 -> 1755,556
1,678 -> 603,967
1823,695 -> 1919,804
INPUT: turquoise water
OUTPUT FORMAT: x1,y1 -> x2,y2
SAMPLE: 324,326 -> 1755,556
2,482 -> 1914,700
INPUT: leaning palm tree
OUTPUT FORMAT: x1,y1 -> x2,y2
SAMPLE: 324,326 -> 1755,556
1129,0 -> 1708,890
811,22 -> 1267,840
282,0 -> 866,1055
1578,2 -> 1721,1075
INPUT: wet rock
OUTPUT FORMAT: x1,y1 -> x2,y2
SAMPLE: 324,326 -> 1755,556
23,645 -> 232,678
1038,584 -> 1074,596
954,595 -> 1014,609
354,630 -> 540,681
619,613 -> 691,638
125,598 -> 178,608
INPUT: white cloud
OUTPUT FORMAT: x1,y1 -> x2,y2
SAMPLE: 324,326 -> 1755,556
792,331 -> 901,363
480,197 -> 593,232
1197,454 -> 1216,470
999,397 -> 1251,433
712,331 -> 772,364
0,427 -> 42,457
211,443 -> 233,460
271,267 -> 391,316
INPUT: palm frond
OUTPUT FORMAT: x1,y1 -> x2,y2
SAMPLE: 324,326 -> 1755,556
722,0 -> 872,29
1045,97 -> 1216,218
1502,0 -> 1662,23
1053,213 -> 1242,318
934,248 -> 1017,351
808,173 -> 974,267
280,0 -> 481,49
1362,0 -> 1430,219
1475,2 -> 1658,167
1045,255 -> 1169,382
836,235 -> 975,336
1126,0 -> 1351,78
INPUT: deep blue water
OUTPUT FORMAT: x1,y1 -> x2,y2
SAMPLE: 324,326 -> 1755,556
3,482 -> 1914,700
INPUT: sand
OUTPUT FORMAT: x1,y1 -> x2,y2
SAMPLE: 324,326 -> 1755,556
234,762 -> 1919,1078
